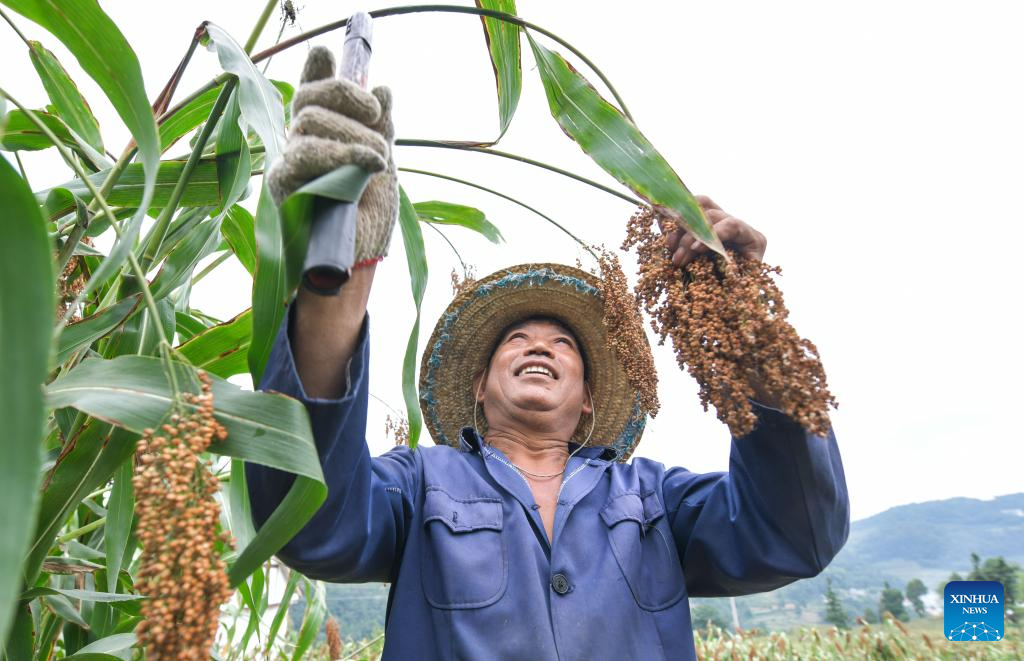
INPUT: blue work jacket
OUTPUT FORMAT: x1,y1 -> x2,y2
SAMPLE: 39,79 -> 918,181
246,307 -> 850,660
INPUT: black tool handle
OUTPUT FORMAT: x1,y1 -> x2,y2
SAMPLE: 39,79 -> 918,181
301,12 -> 374,296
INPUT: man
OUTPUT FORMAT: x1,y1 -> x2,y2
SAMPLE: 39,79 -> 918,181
247,47 -> 849,660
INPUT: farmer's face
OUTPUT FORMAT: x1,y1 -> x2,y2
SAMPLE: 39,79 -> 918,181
475,319 -> 592,433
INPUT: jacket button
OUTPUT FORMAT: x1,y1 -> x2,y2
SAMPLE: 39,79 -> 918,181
551,573 -> 571,595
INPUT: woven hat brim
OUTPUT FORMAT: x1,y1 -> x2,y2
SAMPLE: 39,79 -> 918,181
419,264 -> 646,459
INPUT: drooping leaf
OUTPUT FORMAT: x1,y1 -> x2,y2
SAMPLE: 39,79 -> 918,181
265,569 -> 300,651
28,40 -> 103,152
0,157 -> 54,648
44,355 -> 328,587
204,23 -> 285,163
41,159 -> 222,217
103,459 -> 134,593
177,308 -> 252,379
1,0 -> 162,298
175,311 -> 211,342
43,593 -> 90,628
56,294 -> 142,364
158,80 -> 293,152
528,36 -> 723,254
415,200 -> 503,243
398,187 -> 427,447
476,0 -> 521,139
221,204 -> 257,274
215,88 -> 253,209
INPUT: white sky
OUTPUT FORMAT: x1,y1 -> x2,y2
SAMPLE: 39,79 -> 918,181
4,1 -> 1022,520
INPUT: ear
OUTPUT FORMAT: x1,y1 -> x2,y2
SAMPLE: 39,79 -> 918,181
472,368 -> 488,403
581,381 -> 593,416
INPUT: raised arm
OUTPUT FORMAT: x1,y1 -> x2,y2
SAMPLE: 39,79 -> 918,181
664,402 -> 849,597
245,45 -> 415,582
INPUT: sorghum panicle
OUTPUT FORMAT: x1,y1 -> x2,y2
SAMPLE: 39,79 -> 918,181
132,371 -> 232,660
595,247 -> 660,417
623,206 -> 836,437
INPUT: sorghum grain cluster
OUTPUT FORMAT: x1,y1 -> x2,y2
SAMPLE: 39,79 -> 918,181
450,266 -> 477,297
595,247 -> 660,417
623,206 -> 836,437
384,414 -> 410,446
133,371 -> 232,659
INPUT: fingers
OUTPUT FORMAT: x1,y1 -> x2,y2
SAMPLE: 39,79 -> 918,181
266,136 -> 387,205
301,46 -> 336,83
369,86 -> 395,142
696,195 -> 722,212
291,106 -> 389,161
293,77 -> 382,126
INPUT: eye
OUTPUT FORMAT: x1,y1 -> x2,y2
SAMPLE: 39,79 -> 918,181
507,332 -> 527,342
555,337 -> 575,348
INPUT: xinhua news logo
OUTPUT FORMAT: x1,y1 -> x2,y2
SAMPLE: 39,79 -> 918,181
944,581 -> 1004,642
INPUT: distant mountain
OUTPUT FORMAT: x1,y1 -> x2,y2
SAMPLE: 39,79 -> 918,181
299,493 -> 1024,636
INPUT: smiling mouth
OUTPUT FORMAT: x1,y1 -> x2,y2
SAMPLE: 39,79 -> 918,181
515,365 -> 557,379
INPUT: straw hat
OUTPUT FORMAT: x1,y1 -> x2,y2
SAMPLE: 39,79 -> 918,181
418,263 -> 650,460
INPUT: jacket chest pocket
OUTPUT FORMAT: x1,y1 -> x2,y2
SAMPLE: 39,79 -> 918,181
420,488 -> 507,609
601,492 -> 686,611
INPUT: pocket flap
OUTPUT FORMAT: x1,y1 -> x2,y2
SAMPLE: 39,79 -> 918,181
601,492 -> 664,527
424,488 -> 503,533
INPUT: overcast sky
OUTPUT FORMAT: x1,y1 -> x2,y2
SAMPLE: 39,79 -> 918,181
4,1 -> 1022,520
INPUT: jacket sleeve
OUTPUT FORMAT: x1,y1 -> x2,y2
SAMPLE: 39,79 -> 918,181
663,401 -> 849,597
245,301 -> 419,583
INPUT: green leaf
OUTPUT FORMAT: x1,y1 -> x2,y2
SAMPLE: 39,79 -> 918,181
221,204 -> 257,274
56,294 -> 142,364
291,580 -> 327,661
204,23 -> 285,163
43,593 -> 90,628
158,80 -> 293,152
527,36 -> 723,254
44,355 -> 329,586
103,460 -> 134,593
69,632 -> 136,656
476,0 -> 521,139
215,89 -> 253,209
41,159 -> 222,217
415,200 -> 503,243
1,0 -> 162,298
21,588 -> 143,604
0,107 -> 73,150
265,569 -> 300,652
177,308 -> 252,379
28,40 -> 103,152
0,157 -> 54,648
398,187 -> 427,447
175,311 -> 212,342
46,356 -> 323,480
23,424 -> 135,587
149,216 -> 223,300
228,458 -> 257,551
247,183 -> 287,386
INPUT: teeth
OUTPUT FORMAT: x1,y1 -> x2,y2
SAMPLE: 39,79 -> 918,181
520,366 -> 554,378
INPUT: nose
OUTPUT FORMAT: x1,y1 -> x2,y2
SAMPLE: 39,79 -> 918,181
524,338 -> 554,358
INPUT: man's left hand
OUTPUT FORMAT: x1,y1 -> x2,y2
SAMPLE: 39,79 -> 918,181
664,196 -> 767,268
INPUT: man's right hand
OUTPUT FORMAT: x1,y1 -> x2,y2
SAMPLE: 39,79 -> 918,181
267,45 -> 399,267
268,46 -> 397,398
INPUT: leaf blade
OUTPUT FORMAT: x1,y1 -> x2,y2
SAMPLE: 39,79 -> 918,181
398,187 -> 427,447
414,200 -> 503,244
476,0 -> 522,139
28,40 -> 103,152
527,36 -> 722,253
0,157 -> 54,648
